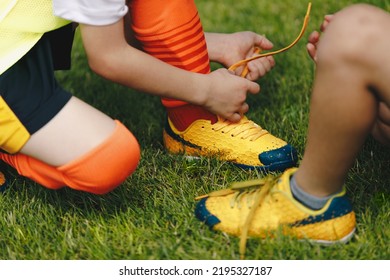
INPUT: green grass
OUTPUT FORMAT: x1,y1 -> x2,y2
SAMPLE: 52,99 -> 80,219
1,0 -> 389,260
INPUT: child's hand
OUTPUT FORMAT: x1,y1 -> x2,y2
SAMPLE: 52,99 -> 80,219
206,32 -> 275,81
222,31 -> 275,81
200,68 -> 260,122
307,15 -> 333,63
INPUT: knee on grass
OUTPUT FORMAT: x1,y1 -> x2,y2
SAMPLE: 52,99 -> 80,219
60,121 -> 141,194
5,121 -> 141,195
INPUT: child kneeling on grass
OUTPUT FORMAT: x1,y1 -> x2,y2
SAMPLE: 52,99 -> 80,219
0,0 -> 298,194
195,3 -> 390,257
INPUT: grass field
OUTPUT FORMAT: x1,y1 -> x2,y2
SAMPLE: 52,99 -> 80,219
0,0 -> 389,260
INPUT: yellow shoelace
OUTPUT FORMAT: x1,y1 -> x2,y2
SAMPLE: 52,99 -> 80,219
196,175 -> 280,259
229,2 -> 312,77
212,116 -> 268,141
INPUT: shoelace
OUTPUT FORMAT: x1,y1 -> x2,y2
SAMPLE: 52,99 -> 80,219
196,175 -> 280,259
229,2 -> 312,77
212,116 -> 268,141
195,2 -> 311,259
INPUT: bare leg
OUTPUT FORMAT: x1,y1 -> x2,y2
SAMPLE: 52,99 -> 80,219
20,96 -> 116,166
296,4 -> 390,197
1,96 -> 139,194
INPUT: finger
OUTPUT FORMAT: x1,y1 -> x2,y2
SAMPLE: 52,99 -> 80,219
239,102 -> 249,115
227,68 -> 235,75
324,14 -> 334,25
255,35 -> 274,50
246,80 -> 260,94
321,16 -> 333,32
308,31 -> 320,44
247,56 -> 275,80
306,43 -> 317,62
267,56 -> 275,67
324,14 -> 334,21
228,112 -> 242,123
261,57 -> 274,72
257,57 -> 273,72
236,67 -> 247,77
247,61 -> 267,81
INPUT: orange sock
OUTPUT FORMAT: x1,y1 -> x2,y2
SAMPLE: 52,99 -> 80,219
166,104 -> 217,131
0,121 -> 140,194
130,0 -> 217,131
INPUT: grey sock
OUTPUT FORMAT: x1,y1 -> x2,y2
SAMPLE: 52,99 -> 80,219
290,174 -> 338,210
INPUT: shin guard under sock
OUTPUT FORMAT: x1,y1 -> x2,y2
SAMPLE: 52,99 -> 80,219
0,120 -> 140,194
130,0 -> 216,131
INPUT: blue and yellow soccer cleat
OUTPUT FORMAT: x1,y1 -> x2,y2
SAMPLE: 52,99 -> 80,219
163,116 -> 298,172
195,168 -> 356,258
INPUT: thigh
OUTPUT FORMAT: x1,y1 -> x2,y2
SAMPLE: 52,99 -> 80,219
0,33 -> 72,155
320,5 -> 390,105
364,7 -> 390,106
343,5 -> 390,105
21,96 -> 116,166
0,33 -> 116,166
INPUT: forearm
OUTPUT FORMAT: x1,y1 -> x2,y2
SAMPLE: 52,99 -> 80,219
97,46 -> 207,104
79,21 -> 261,122
80,22 -> 208,106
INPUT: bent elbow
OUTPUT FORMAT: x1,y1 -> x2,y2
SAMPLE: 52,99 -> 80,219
87,54 -> 117,80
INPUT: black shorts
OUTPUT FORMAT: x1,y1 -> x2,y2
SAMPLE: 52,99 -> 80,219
0,25 -> 74,154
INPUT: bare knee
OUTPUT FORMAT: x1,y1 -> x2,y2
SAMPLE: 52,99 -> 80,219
317,4 -> 386,64
1,122 -> 141,195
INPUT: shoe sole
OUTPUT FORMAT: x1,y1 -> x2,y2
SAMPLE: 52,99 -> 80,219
307,227 -> 356,245
234,160 -> 297,172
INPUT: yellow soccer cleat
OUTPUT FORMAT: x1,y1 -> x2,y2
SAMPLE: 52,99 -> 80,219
195,168 -> 356,258
163,116 -> 298,172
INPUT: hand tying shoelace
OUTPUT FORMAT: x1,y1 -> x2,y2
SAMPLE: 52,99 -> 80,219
229,2 -> 312,77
